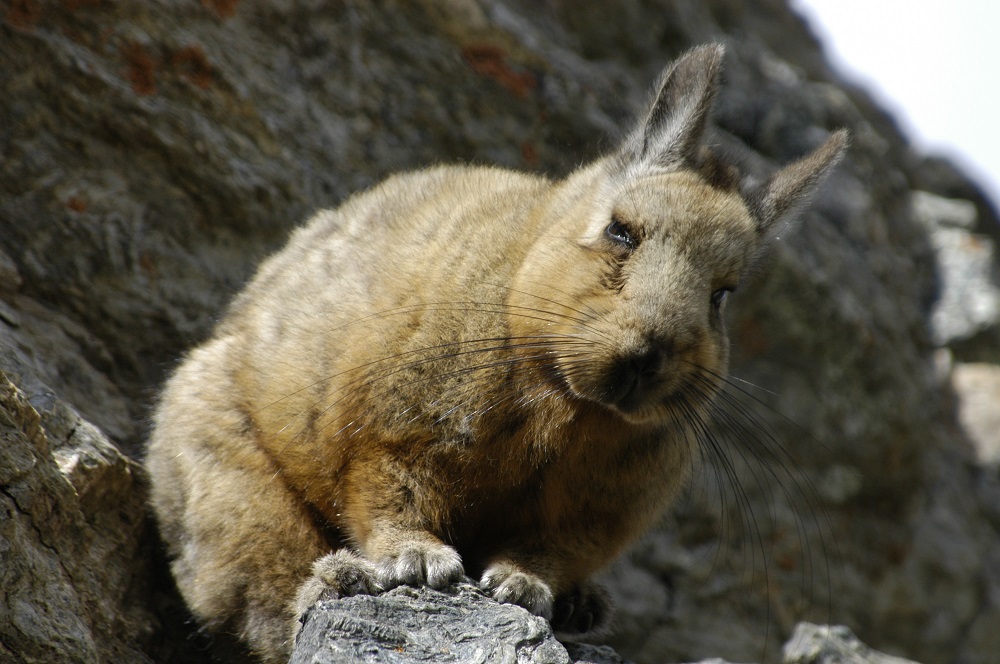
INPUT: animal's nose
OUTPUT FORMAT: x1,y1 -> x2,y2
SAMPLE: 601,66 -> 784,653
629,347 -> 661,380
607,345 -> 665,409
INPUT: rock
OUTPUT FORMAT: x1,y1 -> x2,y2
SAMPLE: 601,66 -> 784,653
911,191 -> 1000,346
290,585 -> 921,664
290,581 -> 632,664
951,363 -> 1000,468
783,623 -> 920,664
2,1 -> 1000,663
566,643 -> 636,664
0,374 -> 151,664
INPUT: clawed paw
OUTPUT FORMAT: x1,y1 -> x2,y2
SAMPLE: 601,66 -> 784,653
292,549 -> 381,632
480,563 -> 555,620
376,541 -> 464,590
551,582 -> 611,634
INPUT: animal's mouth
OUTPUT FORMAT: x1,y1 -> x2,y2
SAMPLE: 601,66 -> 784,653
595,348 -> 724,425
601,349 -> 669,413
556,344 -> 719,425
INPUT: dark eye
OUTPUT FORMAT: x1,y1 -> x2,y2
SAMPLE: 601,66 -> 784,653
711,287 -> 733,309
606,216 -> 635,248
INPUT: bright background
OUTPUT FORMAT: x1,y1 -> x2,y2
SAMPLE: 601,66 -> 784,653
791,0 -> 1000,207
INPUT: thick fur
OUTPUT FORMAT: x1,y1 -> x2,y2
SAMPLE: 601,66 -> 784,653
146,44 -> 847,662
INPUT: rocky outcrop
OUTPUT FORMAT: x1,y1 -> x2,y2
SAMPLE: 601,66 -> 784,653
291,583 -> 921,664
2,1 -> 999,663
290,581 -> 627,664
782,623 -> 921,664
1,374 -> 152,663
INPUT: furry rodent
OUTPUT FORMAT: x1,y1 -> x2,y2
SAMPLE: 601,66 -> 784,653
147,44 -> 847,662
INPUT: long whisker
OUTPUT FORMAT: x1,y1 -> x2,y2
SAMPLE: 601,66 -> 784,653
255,333 -> 593,429
324,299 -> 609,341
678,361 -> 837,657
482,280 -> 609,331
299,338 -> 591,443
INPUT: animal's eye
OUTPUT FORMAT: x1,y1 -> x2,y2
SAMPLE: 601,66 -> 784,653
711,287 -> 733,309
606,216 -> 635,248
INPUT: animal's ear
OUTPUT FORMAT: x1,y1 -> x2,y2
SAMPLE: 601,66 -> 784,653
747,130 -> 849,241
619,44 -> 725,172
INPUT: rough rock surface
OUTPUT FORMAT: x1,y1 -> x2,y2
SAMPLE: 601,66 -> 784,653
290,581 -> 630,664
291,584 -> 921,664
0,374 -> 151,663
2,1 -> 1000,664
783,623 -> 920,664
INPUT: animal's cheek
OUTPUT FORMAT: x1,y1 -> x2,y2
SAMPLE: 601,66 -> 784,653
554,354 -> 612,404
685,332 -> 730,376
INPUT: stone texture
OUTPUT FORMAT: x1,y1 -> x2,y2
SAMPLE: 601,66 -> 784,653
291,583 -> 922,664
290,581 -> 629,664
290,583 -> 916,664
2,1 -> 1000,663
951,363 -> 1000,467
0,374 -> 151,664
783,623 -> 919,664
912,191 -> 1000,346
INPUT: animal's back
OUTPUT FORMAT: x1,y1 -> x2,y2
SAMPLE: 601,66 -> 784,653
218,164 -> 551,446
231,164 -> 548,315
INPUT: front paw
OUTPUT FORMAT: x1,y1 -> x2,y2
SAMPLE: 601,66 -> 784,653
293,549 -> 381,636
295,549 -> 380,608
480,562 -> 554,620
552,582 -> 611,634
375,540 -> 464,590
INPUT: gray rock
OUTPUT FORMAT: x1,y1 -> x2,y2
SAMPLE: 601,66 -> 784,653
783,623 -> 919,664
290,581 -> 630,664
290,589 -> 919,664
0,373 -> 152,664
951,362 -> 1000,468
912,190 -> 1000,345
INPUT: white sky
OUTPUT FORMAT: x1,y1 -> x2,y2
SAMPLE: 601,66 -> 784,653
791,0 -> 1000,206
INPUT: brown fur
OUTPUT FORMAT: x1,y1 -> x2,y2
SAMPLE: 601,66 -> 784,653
146,44 -> 847,662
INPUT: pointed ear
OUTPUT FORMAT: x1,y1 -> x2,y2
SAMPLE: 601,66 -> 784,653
748,130 -> 849,241
619,44 -> 725,172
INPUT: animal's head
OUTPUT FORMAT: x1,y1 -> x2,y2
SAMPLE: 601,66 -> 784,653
515,44 -> 846,426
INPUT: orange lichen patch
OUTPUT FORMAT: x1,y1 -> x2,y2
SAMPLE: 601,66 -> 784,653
201,0 -> 239,20
734,317 -> 770,356
66,196 -> 88,213
775,553 -> 797,572
121,41 -> 158,96
171,45 -> 213,89
520,140 -> 538,167
139,251 -> 158,276
63,0 -> 104,10
461,44 -> 537,99
884,541 -> 908,566
5,0 -> 42,30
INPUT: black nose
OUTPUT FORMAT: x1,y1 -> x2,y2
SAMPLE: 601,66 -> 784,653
629,348 -> 661,380
606,347 -> 663,409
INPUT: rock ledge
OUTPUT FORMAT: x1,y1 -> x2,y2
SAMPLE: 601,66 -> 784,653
292,583 -> 923,664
